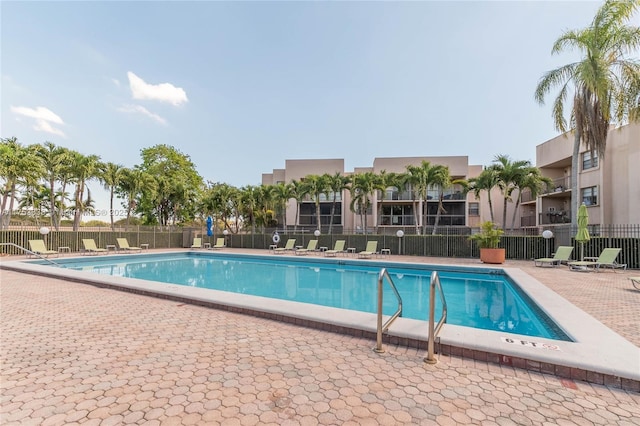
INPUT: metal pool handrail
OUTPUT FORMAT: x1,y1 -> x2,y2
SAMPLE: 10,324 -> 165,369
425,270 -> 447,364
0,243 -> 63,267
373,268 -> 403,353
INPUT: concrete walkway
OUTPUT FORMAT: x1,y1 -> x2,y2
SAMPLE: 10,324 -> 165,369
1,251 -> 639,425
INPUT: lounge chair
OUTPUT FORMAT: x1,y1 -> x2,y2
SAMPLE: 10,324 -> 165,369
358,241 -> 378,259
212,238 -> 226,249
274,239 -> 296,254
28,239 -> 59,257
116,238 -> 142,253
295,239 -> 318,255
568,248 -> 626,272
534,246 -> 573,267
191,237 -> 203,248
82,239 -> 108,255
630,277 -> 640,290
324,240 -> 346,257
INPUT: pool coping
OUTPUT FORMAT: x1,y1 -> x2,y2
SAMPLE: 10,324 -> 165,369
2,251 -> 639,391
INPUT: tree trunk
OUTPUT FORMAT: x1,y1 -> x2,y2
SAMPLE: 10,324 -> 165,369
49,178 -> 58,230
58,181 -> 68,229
502,194 -> 508,231
0,184 -> 10,229
488,192 -> 495,223
413,201 -> 420,234
73,184 -> 83,231
423,198 -> 428,236
571,129 -> 581,229
510,189 -> 521,230
110,188 -> 115,231
432,192 -> 445,235
281,200 -> 287,230
329,196 -> 336,234
1,183 -> 16,229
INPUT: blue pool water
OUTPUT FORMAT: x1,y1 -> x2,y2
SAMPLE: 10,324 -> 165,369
45,253 -> 571,341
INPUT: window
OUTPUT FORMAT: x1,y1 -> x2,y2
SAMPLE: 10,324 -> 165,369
468,202 -> 479,216
380,204 -> 414,225
299,203 -> 342,225
582,151 -> 599,170
581,186 -> 598,206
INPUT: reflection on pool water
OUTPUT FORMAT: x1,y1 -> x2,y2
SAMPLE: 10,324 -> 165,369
47,252 -> 571,341
48,253 -> 571,341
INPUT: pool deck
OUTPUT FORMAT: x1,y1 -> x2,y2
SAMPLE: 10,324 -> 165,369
1,249 -> 639,424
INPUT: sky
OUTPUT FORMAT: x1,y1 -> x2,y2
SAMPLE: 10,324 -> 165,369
1,1 -> 607,220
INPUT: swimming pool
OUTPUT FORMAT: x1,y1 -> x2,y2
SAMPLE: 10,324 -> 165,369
42,252 -> 570,341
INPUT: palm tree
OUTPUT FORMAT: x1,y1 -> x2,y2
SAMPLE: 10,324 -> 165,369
18,185 -> 50,224
201,182 -> 241,234
99,162 -> 125,230
491,155 -> 531,231
510,168 -> 553,230
349,172 -> 377,233
255,184 -> 276,231
325,172 -> 350,234
34,142 -> 69,229
239,185 -> 262,232
69,152 -> 101,231
375,170 -> 399,232
405,161 -> 449,234
117,168 -> 156,226
403,164 -> 424,234
290,179 -> 304,232
299,174 -> 328,232
271,182 -> 295,230
467,167 -> 500,224
0,138 -> 41,229
429,167 -> 452,235
535,0 -> 640,226
17,154 -> 45,225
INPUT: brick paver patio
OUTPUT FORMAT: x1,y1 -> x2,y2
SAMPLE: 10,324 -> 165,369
1,250 -> 639,425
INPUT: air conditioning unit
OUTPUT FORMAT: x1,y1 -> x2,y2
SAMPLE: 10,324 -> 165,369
548,207 -> 556,212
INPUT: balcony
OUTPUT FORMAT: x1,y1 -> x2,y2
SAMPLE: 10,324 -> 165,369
384,190 -> 415,201
541,210 -> 571,225
520,176 -> 571,203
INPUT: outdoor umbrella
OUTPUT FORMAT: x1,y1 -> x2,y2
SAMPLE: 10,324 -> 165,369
206,216 -> 213,237
575,203 -> 590,261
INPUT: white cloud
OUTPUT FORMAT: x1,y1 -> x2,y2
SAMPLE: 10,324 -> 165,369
118,104 -> 167,125
112,78 -> 121,87
10,106 -> 66,137
34,119 -> 66,137
127,71 -> 188,106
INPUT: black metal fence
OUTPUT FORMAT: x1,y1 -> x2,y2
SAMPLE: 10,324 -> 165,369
2,224 -> 638,269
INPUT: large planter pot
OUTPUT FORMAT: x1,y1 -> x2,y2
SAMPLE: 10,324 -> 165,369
479,248 -> 505,264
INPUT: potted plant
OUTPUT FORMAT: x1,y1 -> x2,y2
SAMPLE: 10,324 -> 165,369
469,221 -> 505,264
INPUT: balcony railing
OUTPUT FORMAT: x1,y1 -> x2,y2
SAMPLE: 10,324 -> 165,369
521,176 -> 572,202
540,210 -> 571,225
